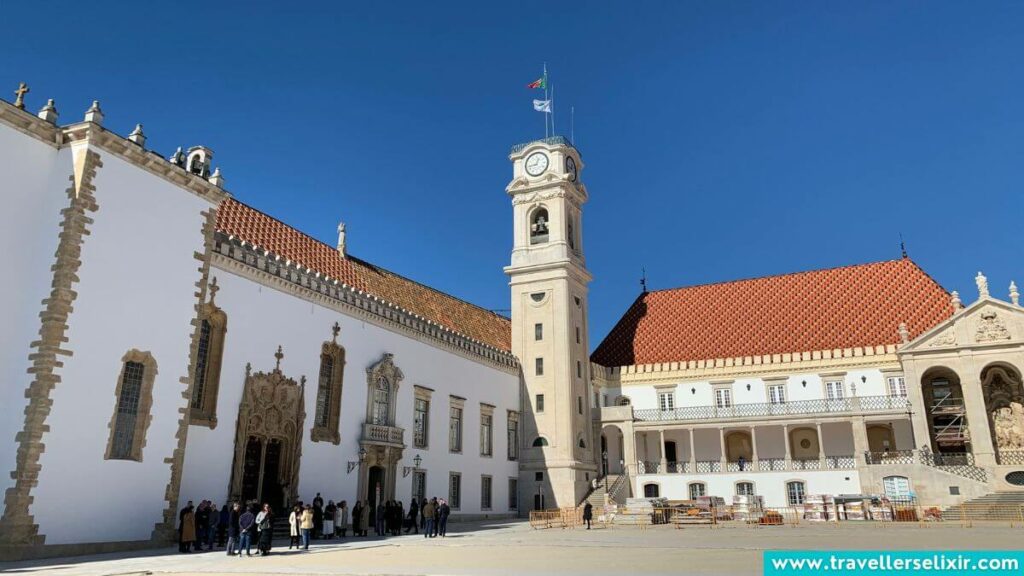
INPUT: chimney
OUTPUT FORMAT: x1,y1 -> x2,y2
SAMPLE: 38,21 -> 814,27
337,221 -> 347,258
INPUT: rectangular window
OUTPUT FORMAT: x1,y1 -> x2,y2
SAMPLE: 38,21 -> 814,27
825,380 -> 845,400
787,481 -> 806,505
577,361 -> 582,378
577,396 -> 583,415
658,391 -> 676,411
535,323 -> 543,341
412,470 -> 427,502
111,361 -> 146,460
449,472 -> 462,510
768,384 -> 786,404
535,357 -> 544,376
414,397 -> 430,448
449,406 -> 463,453
480,413 -> 493,457
714,387 -> 732,408
191,320 -> 211,410
508,478 -> 519,510
481,476 -> 493,510
576,326 -> 581,344
536,394 -> 545,413
887,376 -> 907,397
688,483 -> 706,499
507,412 -> 519,460
314,354 -> 335,428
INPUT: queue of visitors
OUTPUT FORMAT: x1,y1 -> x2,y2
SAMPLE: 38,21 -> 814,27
177,494 -> 455,555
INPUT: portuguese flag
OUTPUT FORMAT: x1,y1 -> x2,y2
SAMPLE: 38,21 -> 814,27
527,76 -> 547,89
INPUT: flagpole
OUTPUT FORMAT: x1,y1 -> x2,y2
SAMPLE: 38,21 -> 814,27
571,105 -> 574,145
543,63 -> 549,138
551,84 -> 556,137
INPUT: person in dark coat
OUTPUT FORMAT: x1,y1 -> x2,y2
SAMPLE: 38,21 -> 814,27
217,504 -> 230,547
256,504 -> 274,555
195,501 -> 210,551
420,499 -> 428,531
405,498 -> 418,534
375,502 -> 386,536
438,499 -> 450,537
352,501 -> 363,537
226,503 -> 241,556
178,500 -> 193,553
583,501 -> 593,529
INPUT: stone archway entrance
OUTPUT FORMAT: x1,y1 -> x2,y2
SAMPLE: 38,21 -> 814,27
982,364 -> 1024,464
228,349 -> 305,510
367,466 -> 386,509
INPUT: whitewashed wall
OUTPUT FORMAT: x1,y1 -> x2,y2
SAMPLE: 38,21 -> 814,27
30,146 -> 211,544
0,125 -> 72,497
179,267 -> 520,517
635,470 -> 862,507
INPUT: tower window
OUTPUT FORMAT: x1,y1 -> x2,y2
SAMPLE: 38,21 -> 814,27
577,361 -> 582,379
577,396 -> 583,414
536,394 -> 545,412
576,326 -> 580,344
535,357 -> 544,376
567,214 -> 575,250
535,323 -> 543,341
530,208 -> 550,244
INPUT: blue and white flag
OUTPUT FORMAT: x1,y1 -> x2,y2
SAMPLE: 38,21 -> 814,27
533,99 -> 551,113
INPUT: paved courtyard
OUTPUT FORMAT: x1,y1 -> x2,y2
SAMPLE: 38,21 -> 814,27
3,520 -> 1022,576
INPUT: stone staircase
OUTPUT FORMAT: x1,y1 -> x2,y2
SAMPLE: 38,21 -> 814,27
944,492 -> 1024,520
580,474 -> 629,508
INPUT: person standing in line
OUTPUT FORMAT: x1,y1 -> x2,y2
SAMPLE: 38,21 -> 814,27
217,503 -> 229,548
238,505 -> 255,557
178,500 -> 193,553
420,498 -> 428,532
375,502 -> 386,537
195,501 -> 210,551
438,499 -> 450,537
359,500 -> 370,536
226,503 -> 241,556
422,498 -> 436,538
300,504 -> 314,550
583,501 -> 593,530
180,502 -> 197,553
208,502 -> 220,549
336,500 -> 348,538
323,500 -> 336,539
256,504 -> 274,556
351,501 -> 362,537
288,505 -> 301,550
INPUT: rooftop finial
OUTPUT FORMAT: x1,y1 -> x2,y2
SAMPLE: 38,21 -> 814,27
84,100 -> 104,125
899,232 -> 908,259
128,124 -> 145,147
208,276 -> 220,304
898,322 -> 909,344
274,345 -> 284,372
169,146 -> 185,166
951,290 -> 962,311
37,99 -> 58,123
208,166 -> 224,188
331,321 -> 341,344
976,271 -> 989,299
13,82 -> 29,110
1010,281 -> 1019,306
640,267 -> 648,293
337,221 -> 347,257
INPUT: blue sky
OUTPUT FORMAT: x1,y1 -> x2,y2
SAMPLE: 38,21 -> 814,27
5,1 -> 1023,348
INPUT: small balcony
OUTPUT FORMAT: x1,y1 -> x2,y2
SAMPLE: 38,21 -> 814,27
632,395 -> 911,424
361,422 -> 405,447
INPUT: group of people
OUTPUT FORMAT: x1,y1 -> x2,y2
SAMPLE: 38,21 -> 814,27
177,500 -> 274,557
178,493 -> 456,555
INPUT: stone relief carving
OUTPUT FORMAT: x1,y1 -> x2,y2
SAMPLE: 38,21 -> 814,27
975,310 -> 1011,343
928,328 -> 957,348
992,403 -> 1024,450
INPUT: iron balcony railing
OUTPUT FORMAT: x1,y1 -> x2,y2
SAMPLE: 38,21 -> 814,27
634,395 -> 911,423
863,449 -> 987,483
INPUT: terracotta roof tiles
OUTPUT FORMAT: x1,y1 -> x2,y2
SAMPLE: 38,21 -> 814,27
216,199 -> 512,352
590,259 -> 953,367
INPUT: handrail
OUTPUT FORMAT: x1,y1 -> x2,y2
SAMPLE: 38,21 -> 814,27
634,395 -> 910,423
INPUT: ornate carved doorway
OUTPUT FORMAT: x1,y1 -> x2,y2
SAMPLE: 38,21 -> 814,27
228,348 -> 306,510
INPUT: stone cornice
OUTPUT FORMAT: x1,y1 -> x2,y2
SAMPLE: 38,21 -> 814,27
0,101 -> 61,147
591,344 -> 901,387
211,235 -> 520,374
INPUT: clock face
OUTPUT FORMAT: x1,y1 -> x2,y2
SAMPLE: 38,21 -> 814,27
565,156 -> 577,182
525,152 -> 549,176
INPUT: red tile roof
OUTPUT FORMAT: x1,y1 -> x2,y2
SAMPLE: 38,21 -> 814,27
591,259 -> 953,367
216,199 -> 512,352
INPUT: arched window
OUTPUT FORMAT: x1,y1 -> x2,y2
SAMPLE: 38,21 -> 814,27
530,208 -> 550,244
736,481 -> 755,496
190,282 -> 227,428
373,377 -> 391,425
312,322 -> 346,444
786,481 -> 806,505
688,482 -> 706,499
643,483 -> 660,498
532,437 -> 549,447
105,350 -> 157,462
616,396 -> 631,406
578,437 -> 586,449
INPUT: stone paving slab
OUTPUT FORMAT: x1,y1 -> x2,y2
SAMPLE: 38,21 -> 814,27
2,520 -> 1022,576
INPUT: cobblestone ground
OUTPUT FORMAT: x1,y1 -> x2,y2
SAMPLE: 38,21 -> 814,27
3,521 -> 1022,576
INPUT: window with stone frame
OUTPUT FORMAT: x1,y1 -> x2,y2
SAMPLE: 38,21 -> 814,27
449,472 -> 462,510
736,481 -> 755,496
311,322 -> 346,444
414,386 -> 432,449
508,478 -> 519,510
886,376 -> 907,397
449,397 -> 465,453
480,404 -> 494,457
190,279 -> 227,428
105,350 -> 158,462
507,411 -> 520,461
481,475 -> 493,510
787,481 -> 806,505
688,482 -> 706,499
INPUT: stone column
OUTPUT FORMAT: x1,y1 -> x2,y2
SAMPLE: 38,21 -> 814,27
659,429 -> 667,472
783,424 -> 792,469
688,428 -> 697,473
622,421 -> 637,475
962,369 -> 997,467
719,427 -> 727,470
816,422 -> 826,467
901,360 -> 932,452
851,417 -> 870,465
750,426 -> 759,469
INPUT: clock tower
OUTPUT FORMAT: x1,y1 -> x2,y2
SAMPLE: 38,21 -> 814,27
504,136 -> 597,511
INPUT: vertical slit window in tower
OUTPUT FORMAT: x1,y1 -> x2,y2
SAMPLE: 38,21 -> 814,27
535,358 -> 544,376
535,323 -> 543,341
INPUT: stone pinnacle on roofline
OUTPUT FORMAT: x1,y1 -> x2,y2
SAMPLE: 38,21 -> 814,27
1010,281 -> 1019,306
976,271 -> 989,299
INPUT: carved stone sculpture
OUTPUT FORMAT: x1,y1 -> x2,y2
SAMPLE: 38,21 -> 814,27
975,310 -> 1011,343
992,402 -> 1024,450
